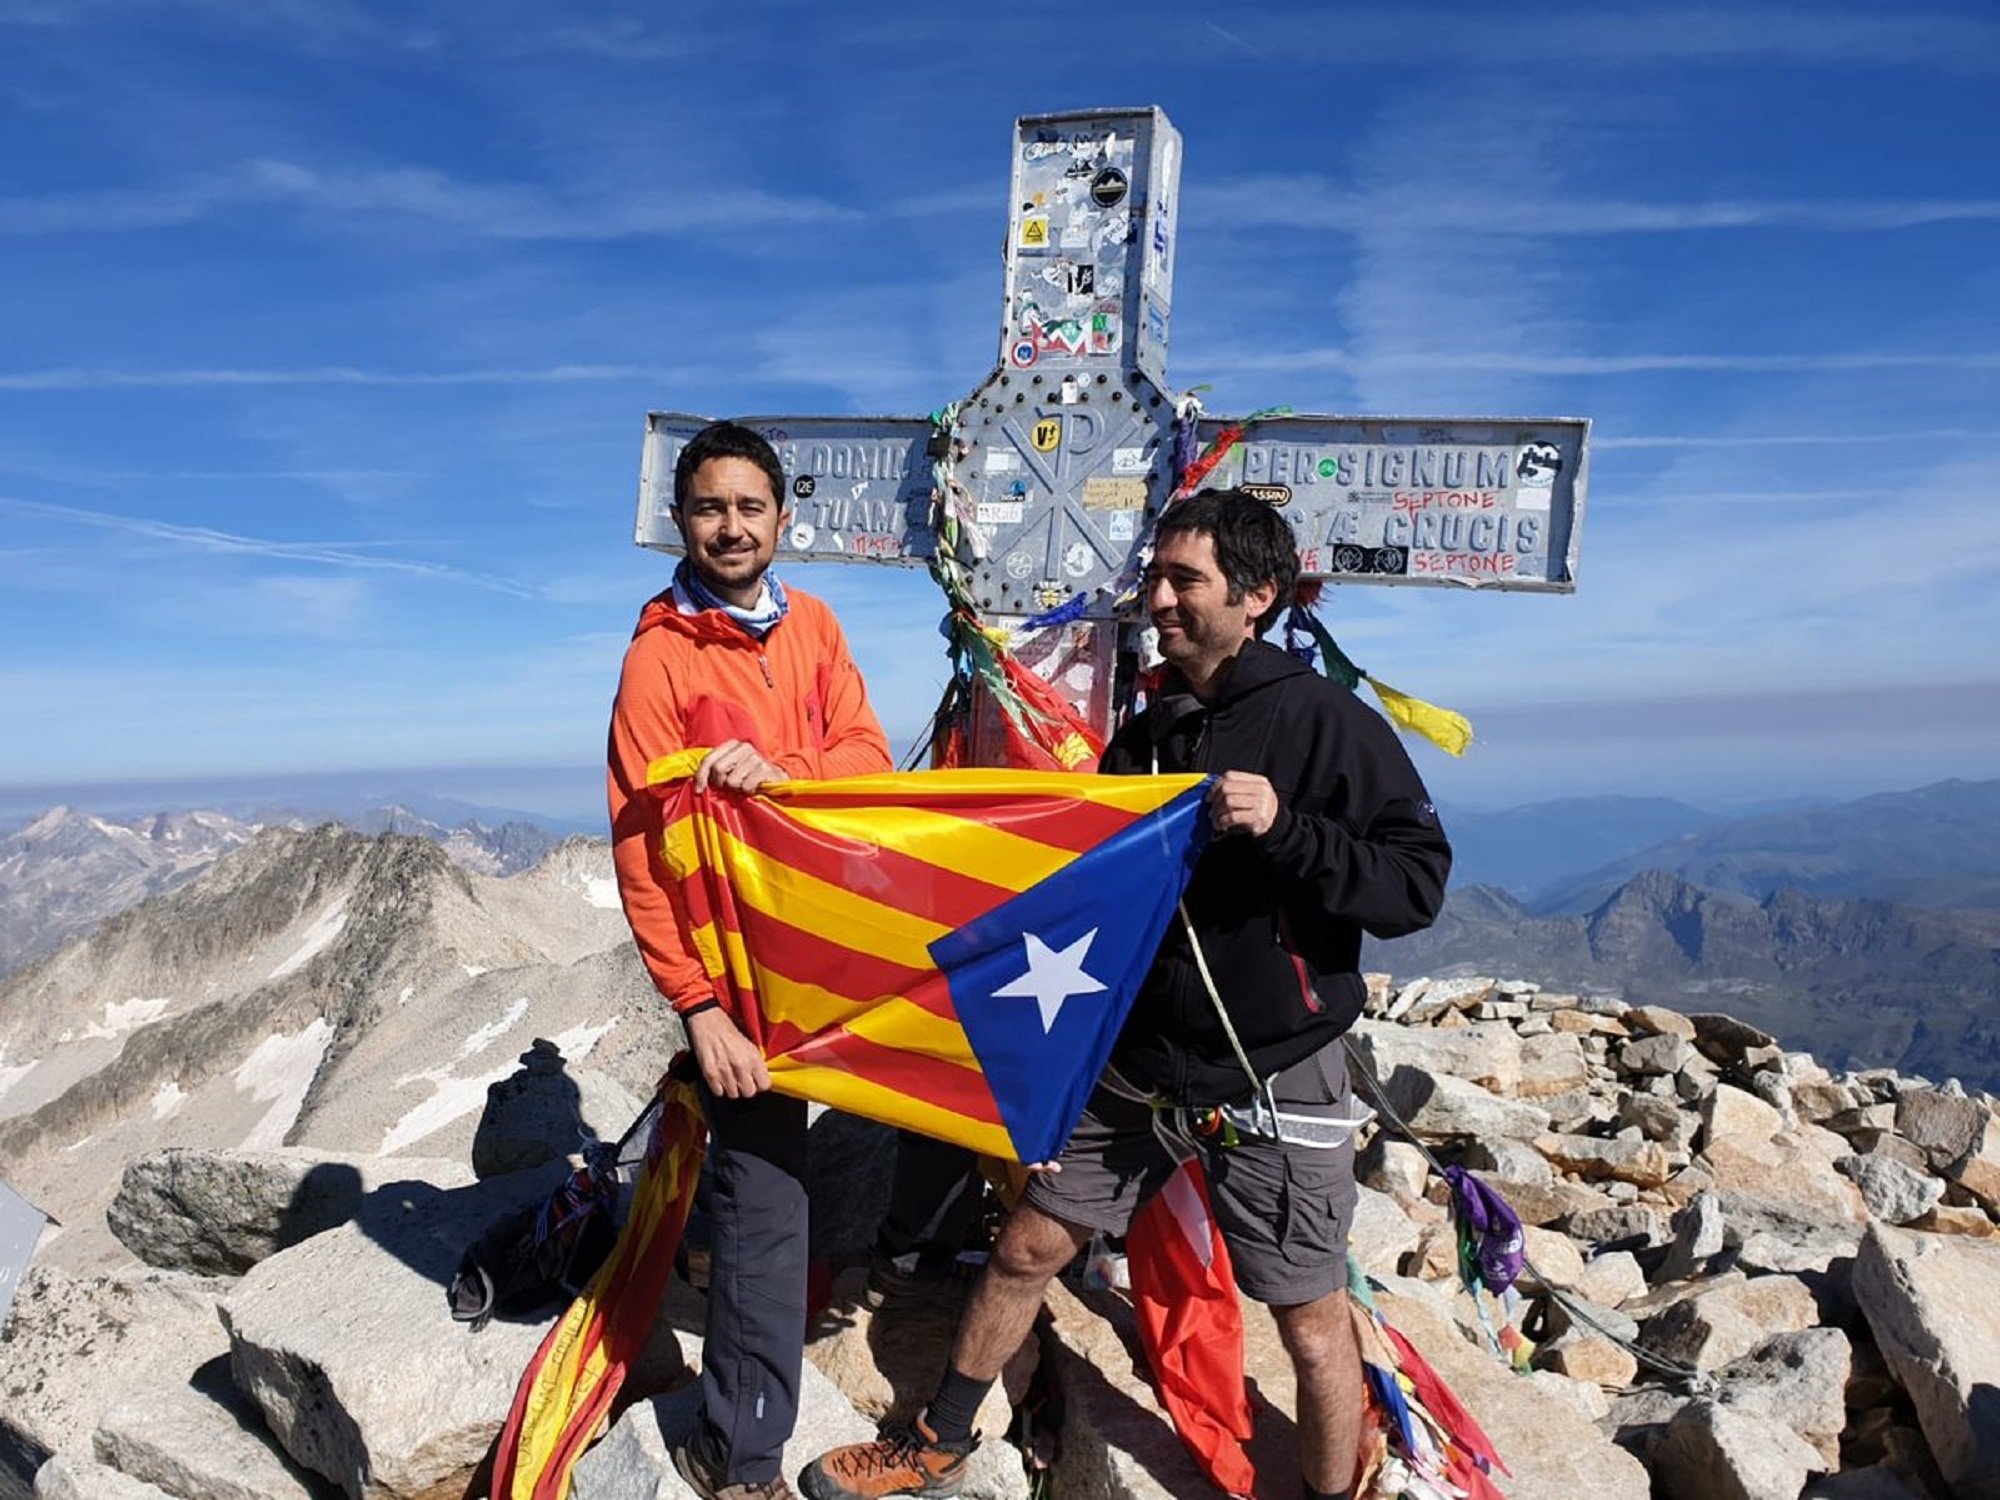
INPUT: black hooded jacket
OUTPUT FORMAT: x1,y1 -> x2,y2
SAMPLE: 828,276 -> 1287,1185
1102,639 -> 1452,1106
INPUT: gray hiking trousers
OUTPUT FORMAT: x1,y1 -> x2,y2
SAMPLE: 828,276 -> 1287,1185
691,1084 -> 808,1486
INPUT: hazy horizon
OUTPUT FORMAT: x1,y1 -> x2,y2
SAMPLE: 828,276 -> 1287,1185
4,718 -> 1992,832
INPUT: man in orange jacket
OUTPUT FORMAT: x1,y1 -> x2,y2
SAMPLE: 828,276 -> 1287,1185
607,420 -> 894,1500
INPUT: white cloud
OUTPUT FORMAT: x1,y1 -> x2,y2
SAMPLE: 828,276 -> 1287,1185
0,156 -> 862,242
1597,428 -> 2000,449
0,364 -> 656,390
0,495 -> 538,596
1160,8 -> 2000,75
0,0 -> 434,50
1194,178 -> 2000,236
1210,348 -> 2000,378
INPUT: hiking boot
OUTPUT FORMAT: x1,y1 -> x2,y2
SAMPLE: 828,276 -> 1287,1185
671,1434 -> 798,1500
797,1415 -> 973,1500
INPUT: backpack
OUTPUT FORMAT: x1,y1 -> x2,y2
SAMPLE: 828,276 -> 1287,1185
448,1100 -> 657,1330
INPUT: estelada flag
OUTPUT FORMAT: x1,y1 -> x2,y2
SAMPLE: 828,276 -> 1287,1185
648,754 -> 1211,1162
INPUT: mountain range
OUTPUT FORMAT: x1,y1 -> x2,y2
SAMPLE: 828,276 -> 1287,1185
0,805 -> 561,977
0,823 -> 668,1272
1525,778 -> 2000,912
1356,777 -> 2000,1089
3,776 -> 1997,1103
1366,870 -> 2000,1088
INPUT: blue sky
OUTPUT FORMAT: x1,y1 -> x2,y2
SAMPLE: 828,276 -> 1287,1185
2,1 -> 1996,824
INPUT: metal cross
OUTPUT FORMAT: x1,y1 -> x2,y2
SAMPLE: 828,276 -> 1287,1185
635,106 -> 1588,741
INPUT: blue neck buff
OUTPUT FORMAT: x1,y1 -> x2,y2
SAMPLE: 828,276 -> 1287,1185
673,557 -> 789,639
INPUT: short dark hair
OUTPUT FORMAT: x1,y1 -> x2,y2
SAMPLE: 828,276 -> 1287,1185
673,421 -> 786,512
1153,489 -> 1300,636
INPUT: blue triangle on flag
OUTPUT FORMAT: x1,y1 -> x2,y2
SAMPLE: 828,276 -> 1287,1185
930,785 -> 1209,1162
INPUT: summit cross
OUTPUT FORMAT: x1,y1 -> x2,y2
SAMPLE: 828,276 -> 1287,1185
635,106 -> 1588,743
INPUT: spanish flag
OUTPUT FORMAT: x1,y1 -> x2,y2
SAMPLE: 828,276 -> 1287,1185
652,754 -> 1210,1163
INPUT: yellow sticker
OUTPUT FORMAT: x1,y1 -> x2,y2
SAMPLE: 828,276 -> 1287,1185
1082,476 -> 1147,510
1031,418 -> 1061,452
1019,216 -> 1050,249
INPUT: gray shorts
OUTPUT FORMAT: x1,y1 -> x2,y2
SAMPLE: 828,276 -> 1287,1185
1023,1045 -> 1359,1306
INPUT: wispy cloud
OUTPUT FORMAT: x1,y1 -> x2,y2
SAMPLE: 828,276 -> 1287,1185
1168,8 -> 2000,75
537,17 -> 701,61
1195,178 -> 2000,236
24,349 -> 1978,398
0,157 -> 862,241
0,0 -> 435,50
1597,428 -> 2000,449
0,174 -> 245,234
1213,349 -> 2000,377
171,573 -> 378,639
60,468 -> 418,483
0,496 -> 537,596
0,364 -> 659,390
1203,19 -> 1265,58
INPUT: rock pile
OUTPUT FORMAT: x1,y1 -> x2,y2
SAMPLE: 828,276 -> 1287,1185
1345,974 -> 2000,1500
6,977 -> 2000,1499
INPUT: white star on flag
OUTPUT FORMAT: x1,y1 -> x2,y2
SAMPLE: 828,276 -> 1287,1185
993,928 -> 1108,1034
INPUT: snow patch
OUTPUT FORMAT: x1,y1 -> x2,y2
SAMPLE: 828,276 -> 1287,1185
0,1054 -> 38,1104
233,1017 -> 334,1149
461,963 -> 489,978
583,876 -> 622,910
548,1016 -> 618,1061
152,1080 -> 187,1120
378,1013 -> 622,1157
458,996 -> 531,1059
379,1057 -> 518,1156
270,904 -> 348,980
83,996 -> 172,1040
398,985 -> 415,1006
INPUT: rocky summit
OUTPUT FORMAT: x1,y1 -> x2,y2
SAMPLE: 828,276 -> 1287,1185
4,830 -> 2000,1498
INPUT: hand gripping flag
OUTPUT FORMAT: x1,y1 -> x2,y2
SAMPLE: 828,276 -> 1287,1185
650,753 -> 1211,1162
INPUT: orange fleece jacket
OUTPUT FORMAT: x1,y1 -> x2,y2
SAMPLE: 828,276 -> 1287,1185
606,584 -> 893,1011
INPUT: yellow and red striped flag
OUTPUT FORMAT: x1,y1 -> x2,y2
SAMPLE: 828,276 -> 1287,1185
652,753 -> 1210,1163
490,1066 -> 705,1500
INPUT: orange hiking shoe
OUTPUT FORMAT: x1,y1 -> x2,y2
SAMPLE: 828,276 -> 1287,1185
797,1414 -> 973,1500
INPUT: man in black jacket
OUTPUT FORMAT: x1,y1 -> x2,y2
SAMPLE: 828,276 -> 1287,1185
801,490 -> 1452,1500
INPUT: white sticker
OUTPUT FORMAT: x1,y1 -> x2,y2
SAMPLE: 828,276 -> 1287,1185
1108,510 -> 1135,542
984,450 -> 1022,473
1514,489 -> 1551,512
978,501 -> 1026,525
1062,541 -> 1093,578
1112,447 -> 1149,476
1515,442 -> 1563,489
788,522 -> 816,550
1004,550 -> 1035,580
